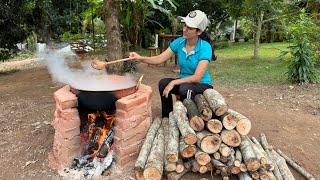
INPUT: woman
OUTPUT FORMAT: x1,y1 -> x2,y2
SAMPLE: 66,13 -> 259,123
129,10 -> 214,118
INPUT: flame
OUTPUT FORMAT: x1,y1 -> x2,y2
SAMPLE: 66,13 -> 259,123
86,111 -> 115,157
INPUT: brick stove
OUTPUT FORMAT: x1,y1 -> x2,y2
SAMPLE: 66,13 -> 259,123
48,84 -> 153,171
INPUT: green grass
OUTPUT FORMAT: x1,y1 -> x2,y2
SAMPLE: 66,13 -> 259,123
211,42 -> 291,86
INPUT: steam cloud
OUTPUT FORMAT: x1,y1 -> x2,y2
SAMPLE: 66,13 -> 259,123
38,45 -> 136,91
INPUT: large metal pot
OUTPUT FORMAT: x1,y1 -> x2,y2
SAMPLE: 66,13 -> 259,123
71,75 -> 143,111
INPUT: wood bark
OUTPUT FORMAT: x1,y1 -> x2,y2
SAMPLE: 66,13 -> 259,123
211,159 -> 226,169
277,149 -> 314,180
173,101 -> 197,145
260,133 -> 283,180
143,125 -> 165,180
167,112 -> 179,163
221,112 -> 237,130
196,130 -> 221,154
191,159 -> 200,172
194,94 -> 212,121
239,135 -> 260,171
135,117 -> 162,178
238,172 -> 253,180
221,129 -> 241,147
203,89 -> 228,116
227,109 -> 251,135
195,149 -> 211,166
207,119 -> 223,134
162,117 -> 172,172
104,0 -> 123,70
271,150 -> 295,180
179,137 -> 196,158
167,161 -> 191,180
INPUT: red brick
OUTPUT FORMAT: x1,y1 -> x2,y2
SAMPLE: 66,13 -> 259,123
113,140 -> 143,157
54,85 -> 78,110
116,93 -> 148,111
115,102 -> 148,119
114,128 -> 148,148
115,112 -> 150,130
54,132 -> 81,147
114,117 -> 151,140
115,151 -> 139,167
48,151 -> 62,170
59,108 -> 79,120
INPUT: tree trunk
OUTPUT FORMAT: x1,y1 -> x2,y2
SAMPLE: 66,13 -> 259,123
194,94 -> 212,121
238,172 -> 253,180
207,119 -> 223,134
253,11 -> 264,60
203,89 -> 228,116
271,150 -> 295,180
173,102 -> 197,145
228,109 -> 251,135
221,129 -> 241,147
104,0 -> 123,64
135,117 -> 162,179
239,136 -> 260,171
167,112 -> 179,163
143,126 -> 165,180
196,130 -> 221,154
162,117 -> 172,172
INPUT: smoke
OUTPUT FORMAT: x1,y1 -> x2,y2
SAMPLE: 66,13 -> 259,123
38,45 -> 136,91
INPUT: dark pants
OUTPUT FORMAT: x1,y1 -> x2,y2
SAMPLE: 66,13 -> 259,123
158,78 -> 213,117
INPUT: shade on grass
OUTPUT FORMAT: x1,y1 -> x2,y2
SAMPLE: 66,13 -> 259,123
211,42 -> 290,86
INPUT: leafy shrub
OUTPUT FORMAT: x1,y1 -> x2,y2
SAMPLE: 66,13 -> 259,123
0,48 -> 12,61
282,9 -> 319,84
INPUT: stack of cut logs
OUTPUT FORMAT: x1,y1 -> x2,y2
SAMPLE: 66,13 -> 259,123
134,89 -> 315,180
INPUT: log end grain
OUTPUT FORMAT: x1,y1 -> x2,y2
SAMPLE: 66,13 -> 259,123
143,167 -> 162,180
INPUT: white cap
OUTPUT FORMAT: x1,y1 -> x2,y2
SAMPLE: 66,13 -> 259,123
178,10 -> 210,31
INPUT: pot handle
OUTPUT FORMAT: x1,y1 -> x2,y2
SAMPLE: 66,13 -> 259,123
136,74 -> 144,90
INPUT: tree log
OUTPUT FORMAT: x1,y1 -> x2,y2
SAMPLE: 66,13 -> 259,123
211,159 -> 226,169
167,161 -> 191,180
221,112 -> 237,130
203,89 -> 228,116
165,162 -> 177,172
167,112 -> 179,163
227,109 -> 251,135
162,117 -> 170,171
271,150 -> 295,180
179,137 -> 196,158
239,135 -> 260,171
183,98 -> 204,131
175,158 -> 184,173
219,143 -> 232,157
143,125 -> 165,180
221,129 -> 241,147
195,149 -> 211,166
191,159 -> 200,172
276,149 -> 314,180
213,152 -> 221,160
135,117 -> 162,179
234,149 -> 242,167
194,94 -> 212,121
207,119 -> 223,134
173,101 -> 197,145
238,172 -> 253,180
196,130 -> 221,154
260,133 -> 284,180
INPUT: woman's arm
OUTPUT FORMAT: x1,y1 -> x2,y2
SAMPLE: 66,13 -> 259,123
129,48 -> 174,65
162,60 -> 209,97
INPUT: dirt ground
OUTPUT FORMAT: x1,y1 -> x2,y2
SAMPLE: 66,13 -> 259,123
0,60 -> 319,180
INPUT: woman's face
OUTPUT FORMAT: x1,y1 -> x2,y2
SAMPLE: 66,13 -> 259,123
182,23 -> 202,39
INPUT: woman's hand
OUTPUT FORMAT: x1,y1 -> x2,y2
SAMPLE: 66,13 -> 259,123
163,80 -> 176,98
91,60 -> 106,70
129,52 -> 142,61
